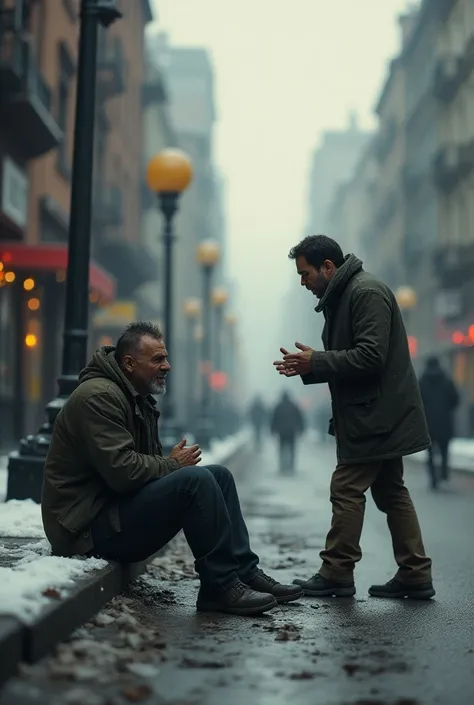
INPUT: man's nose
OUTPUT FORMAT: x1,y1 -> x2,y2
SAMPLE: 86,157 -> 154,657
163,361 -> 171,372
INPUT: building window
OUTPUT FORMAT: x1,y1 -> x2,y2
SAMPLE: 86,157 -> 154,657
56,42 -> 76,180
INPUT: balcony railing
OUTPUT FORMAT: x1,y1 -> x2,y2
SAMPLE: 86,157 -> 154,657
94,185 -> 124,229
432,142 -> 474,191
433,242 -> 474,286
433,53 -> 464,103
141,73 -> 168,107
97,34 -> 125,99
0,31 -> 62,159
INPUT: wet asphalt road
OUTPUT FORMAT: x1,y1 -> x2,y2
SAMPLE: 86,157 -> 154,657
2,434 -> 474,705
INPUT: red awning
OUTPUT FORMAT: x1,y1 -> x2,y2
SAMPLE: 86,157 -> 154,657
0,243 -> 116,302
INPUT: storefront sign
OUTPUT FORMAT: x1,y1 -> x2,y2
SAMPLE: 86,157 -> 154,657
93,300 -> 137,328
1,157 -> 28,229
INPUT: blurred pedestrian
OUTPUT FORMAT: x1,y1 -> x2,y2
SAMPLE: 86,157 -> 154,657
419,356 -> 459,489
42,322 -> 303,616
270,391 -> 305,473
274,235 -> 435,600
248,396 -> 267,448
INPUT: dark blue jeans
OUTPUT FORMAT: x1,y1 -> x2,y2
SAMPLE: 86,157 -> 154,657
91,464 -> 259,591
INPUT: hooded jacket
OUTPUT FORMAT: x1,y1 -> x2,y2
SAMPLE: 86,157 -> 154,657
301,255 -> 430,464
41,346 -> 179,557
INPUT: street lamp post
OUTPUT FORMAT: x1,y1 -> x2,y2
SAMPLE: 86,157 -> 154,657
225,312 -> 237,399
196,240 -> 220,449
183,297 -> 201,434
211,287 -> 228,439
211,287 -> 228,373
146,148 -> 193,452
6,0 -> 122,502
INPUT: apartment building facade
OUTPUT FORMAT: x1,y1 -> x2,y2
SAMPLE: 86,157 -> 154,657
0,0 -> 152,448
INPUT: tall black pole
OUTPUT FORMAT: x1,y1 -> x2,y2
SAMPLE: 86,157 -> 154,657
6,0 -> 121,502
198,265 -> 213,449
185,317 -> 194,431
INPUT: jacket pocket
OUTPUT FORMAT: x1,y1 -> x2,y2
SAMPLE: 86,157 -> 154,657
344,395 -> 390,440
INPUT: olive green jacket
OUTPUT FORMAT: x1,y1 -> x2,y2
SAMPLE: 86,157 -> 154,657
302,255 -> 430,465
41,346 -> 179,557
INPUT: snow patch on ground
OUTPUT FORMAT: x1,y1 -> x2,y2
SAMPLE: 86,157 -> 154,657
0,498 -> 44,538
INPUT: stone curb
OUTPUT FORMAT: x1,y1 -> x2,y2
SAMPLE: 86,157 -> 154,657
0,440 -> 248,686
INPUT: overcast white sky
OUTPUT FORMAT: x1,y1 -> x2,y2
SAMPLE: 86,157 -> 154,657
150,0 -> 412,402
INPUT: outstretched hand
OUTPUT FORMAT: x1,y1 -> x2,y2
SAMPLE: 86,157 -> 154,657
273,342 -> 314,377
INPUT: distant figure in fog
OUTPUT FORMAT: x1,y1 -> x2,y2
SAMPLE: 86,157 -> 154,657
419,356 -> 459,489
270,391 -> 305,474
249,396 -> 267,447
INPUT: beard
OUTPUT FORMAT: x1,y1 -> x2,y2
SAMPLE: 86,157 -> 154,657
150,378 -> 167,395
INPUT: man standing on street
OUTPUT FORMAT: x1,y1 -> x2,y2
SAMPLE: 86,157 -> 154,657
248,395 -> 267,448
419,356 -> 459,489
274,235 -> 435,600
42,321 -> 303,617
270,391 -> 305,474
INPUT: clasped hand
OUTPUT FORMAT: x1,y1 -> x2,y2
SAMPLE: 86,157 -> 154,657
273,342 -> 314,377
169,438 -> 202,467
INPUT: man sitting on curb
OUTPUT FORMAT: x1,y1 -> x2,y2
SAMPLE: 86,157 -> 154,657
42,321 -> 303,616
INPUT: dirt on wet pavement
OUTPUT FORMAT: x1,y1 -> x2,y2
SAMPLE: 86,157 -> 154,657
1,435 -> 474,705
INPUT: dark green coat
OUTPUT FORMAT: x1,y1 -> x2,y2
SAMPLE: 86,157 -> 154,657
42,346 -> 179,557
302,255 -> 430,465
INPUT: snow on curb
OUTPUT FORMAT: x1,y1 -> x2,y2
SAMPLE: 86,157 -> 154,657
0,499 -> 45,539
0,538 -> 107,623
201,427 -> 250,467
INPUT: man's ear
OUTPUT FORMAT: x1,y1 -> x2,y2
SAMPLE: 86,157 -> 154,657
122,354 -> 135,373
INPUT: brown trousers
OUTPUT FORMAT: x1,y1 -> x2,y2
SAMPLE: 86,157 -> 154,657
319,457 -> 432,584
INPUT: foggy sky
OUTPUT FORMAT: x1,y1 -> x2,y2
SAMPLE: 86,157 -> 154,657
150,0 -> 412,402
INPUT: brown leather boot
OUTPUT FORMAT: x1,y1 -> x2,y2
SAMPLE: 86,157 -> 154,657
196,580 -> 278,616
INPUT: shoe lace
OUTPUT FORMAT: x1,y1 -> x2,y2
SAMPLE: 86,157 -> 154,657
230,580 -> 247,597
257,570 -> 278,587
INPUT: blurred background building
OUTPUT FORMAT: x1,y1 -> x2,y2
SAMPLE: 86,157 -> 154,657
309,0 -> 474,434
3,0 -> 474,447
0,0 -> 239,450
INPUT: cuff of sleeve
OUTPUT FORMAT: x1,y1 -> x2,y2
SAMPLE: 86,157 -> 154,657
166,457 -> 180,472
311,350 -> 325,374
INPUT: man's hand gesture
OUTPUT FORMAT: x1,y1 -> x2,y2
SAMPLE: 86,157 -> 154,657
273,343 -> 314,377
169,438 -> 202,467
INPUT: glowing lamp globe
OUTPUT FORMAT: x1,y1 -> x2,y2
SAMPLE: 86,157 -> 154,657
395,286 -> 417,311
196,240 -> 220,267
211,287 -> 228,307
146,149 -> 193,194
183,297 -> 201,319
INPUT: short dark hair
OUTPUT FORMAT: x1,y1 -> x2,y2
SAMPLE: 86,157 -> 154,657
115,321 -> 163,365
288,235 -> 345,269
